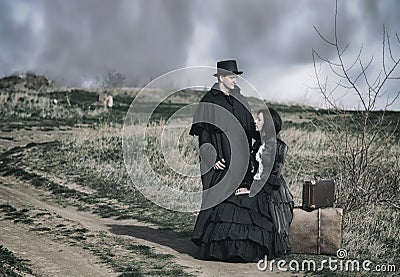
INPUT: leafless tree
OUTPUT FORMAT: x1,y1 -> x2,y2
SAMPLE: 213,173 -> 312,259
103,70 -> 126,88
312,0 -> 400,211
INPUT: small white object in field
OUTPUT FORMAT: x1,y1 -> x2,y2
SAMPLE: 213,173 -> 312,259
53,99 -> 58,104
105,95 -> 113,108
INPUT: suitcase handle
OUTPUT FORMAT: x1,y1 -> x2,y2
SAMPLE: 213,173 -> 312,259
314,174 -> 321,180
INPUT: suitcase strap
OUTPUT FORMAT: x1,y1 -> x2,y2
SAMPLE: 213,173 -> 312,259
309,182 -> 315,209
317,208 -> 321,254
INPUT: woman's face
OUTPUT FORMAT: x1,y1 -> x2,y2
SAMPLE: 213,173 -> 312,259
255,112 -> 264,132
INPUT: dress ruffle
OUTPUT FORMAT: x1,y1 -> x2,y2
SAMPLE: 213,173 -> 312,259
195,183 -> 294,262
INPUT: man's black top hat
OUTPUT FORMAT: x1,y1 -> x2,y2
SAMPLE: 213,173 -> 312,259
213,60 -> 243,77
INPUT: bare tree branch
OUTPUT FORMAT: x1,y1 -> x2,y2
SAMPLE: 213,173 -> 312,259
313,25 -> 335,46
311,0 -> 400,211
356,56 -> 374,87
386,26 -> 398,64
333,1 -> 367,111
383,25 -> 388,76
386,90 -> 400,107
346,44 -> 364,72
312,49 -> 341,67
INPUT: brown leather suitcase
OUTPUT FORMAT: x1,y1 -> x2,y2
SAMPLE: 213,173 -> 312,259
302,178 -> 335,210
290,207 -> 343,255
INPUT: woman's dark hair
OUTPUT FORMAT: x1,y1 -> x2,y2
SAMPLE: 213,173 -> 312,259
258,107 -> 282,135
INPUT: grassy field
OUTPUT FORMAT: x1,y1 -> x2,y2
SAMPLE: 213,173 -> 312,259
0,74 -> 399,276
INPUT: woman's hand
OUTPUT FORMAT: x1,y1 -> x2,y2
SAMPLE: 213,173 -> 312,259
213,158 -> 226,170
235,188 -> 250,195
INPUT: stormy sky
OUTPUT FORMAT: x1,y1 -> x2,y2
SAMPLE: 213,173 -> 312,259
1,0 -> 400,109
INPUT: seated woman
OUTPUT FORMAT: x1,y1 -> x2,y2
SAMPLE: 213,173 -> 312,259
196,107 -> 294,262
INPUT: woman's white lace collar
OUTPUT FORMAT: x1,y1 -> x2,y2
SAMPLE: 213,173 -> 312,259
253,142 -> 265,180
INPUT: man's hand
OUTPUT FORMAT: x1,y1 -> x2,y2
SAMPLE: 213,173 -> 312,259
213,158 -> 226,170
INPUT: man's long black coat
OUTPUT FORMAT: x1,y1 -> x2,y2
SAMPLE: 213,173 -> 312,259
189,83 -> 260,246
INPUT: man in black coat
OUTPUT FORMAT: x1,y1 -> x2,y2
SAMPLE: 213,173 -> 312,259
189,60 -> 260,246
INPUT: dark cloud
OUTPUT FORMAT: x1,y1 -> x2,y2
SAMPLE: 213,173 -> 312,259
0,0 -> 399,108
0,0 -> 195,86
201,0 -> 362,74
0,0 -> 43,72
